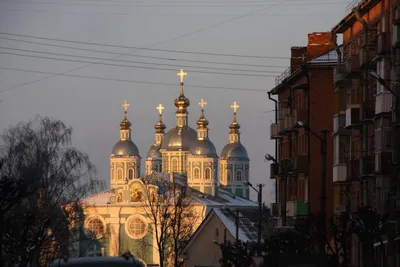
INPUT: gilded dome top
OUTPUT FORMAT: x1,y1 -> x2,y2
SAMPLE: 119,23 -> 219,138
174,94 -> 190,111
111,140 -> 140,157
160,126 -> 197,151
220,143 -> 249,160
189,139 -> 218,158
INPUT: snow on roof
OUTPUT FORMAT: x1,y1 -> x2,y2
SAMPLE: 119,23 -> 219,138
213,208 -> 255,242
81,188 -> 115,206
308,45 -> 343,64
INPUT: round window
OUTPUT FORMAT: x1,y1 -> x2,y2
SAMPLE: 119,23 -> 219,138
85,217 -> 105,239
126,217 -> 148,239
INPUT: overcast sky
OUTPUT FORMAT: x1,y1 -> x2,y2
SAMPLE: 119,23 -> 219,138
0,0 -> 353,203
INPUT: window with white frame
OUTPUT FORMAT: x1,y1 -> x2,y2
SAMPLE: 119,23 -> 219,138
236,170 -> 242,181
193,168 -> 200,179
205,168 -> 212,179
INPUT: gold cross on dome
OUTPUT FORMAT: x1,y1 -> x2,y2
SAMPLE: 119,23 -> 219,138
231,101 -> 239,113
177,69 -> 187,83
121,100 -> 130,112
199,98 -> 207,109
156,104 -> 164,115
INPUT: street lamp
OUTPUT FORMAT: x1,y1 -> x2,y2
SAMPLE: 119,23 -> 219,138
295,120 -> 328,255
265,154 -> 288,227
246,181 -> 264,251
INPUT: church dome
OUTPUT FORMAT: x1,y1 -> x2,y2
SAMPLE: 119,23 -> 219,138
160,126 -> 197,151
189,139 -> 218,157
112,140 -> 140,156
220,143 -> 249,160
147,144 -> 161,159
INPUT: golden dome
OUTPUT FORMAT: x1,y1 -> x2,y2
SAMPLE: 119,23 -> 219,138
229,120 -> 240,130
155,119 -> 166,133
120,118 -> 131,130
174,93 -> 190,110
197,112 -> 209,127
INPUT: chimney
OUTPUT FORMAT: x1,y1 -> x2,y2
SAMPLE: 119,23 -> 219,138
307,32 -> 334,60
290,46 -> 307,73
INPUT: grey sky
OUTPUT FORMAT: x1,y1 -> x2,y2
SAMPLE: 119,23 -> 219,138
0,0 -> 351,203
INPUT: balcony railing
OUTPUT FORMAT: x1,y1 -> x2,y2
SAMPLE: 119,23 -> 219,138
270,123 -> 280,139
333,164 -> 347,183
375,91 -> 393,114
286,201 -> 308,217
333,65 -> 347,86
334,88 -> 347,114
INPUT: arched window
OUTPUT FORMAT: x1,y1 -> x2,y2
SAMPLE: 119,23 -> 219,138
117,168 -> 123,180
128,169 -> 134,180
226,170 -> 232,181
205,168 -> 212,179
193,168 -> 200,179
236,170 -> 242,181
117,192 -> 122,203
171,158 -> 178,172
110,168 -> 114,180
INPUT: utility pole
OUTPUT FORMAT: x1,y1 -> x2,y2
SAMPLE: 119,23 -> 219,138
257,184 -> 264,248
235,209 -> 239,241
320,129 -> 328,256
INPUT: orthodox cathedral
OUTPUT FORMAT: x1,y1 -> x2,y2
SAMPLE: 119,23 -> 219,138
110,69 -> 250,199
75,69 -> 256,265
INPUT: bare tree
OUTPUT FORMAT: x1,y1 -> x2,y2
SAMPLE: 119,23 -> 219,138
0,117 -> 96,267
141,174 -> 196,267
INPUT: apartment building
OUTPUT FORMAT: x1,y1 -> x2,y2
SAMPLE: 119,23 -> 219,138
331,0 -> 398,266
268,32 -> 336,228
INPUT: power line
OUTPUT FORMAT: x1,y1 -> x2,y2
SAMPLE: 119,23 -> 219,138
0,0 -> 290,92
0,0 -> 350,7
0,51 -> 279,77
0,46 -> 283,73
0,36 -> 288,68
0,66 -> 267,93
0,32 -> 290,59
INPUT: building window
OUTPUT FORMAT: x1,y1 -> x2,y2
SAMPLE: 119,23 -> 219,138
125,215 -> 148,239
110,168 -> 114,180
205,168 -> 212,179
117,168 -> 123,180
171,158 -> 178,172
226,170 -> 231,181
193,168 -> 200,179
85,216 -> 105,239
128,169 -> 134,180
236,170 -> 242,181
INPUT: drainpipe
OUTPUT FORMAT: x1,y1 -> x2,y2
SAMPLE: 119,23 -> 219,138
354,6 -> 369,208
268,91 -> 278,204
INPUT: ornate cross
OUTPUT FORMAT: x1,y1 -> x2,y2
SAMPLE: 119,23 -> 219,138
156,104 -> 164,115
121,100 -> 130,112
177,69 -> 187,83
199,98 -> 207,109
231,101 -> 239,113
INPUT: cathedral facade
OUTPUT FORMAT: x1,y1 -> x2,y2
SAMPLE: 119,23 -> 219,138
76,70 -> 255,265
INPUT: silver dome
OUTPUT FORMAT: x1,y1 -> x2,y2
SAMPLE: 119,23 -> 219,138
147,144 -> 162,159
111,140 -> 140,156
220,143 -> 249,160
189,139 -> 218,158
160,126 -> 197,151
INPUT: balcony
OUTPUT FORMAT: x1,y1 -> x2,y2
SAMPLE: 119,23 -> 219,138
286,201 -> 308,217
333,114 -> 351,135
377,32 -> 391,55
294,154 -> 308,172
333,65 -> 348,86
294,109 -> 307,124
278,116 -> 294,134
393,24 -> 400,48
270,163 -> 279,179
346,159 -> 360,180
270,123 -> 280,139
333,164 -> 347,183
375,152 -> 393,175
360,155 -> 375,176
345,105 -> 360,128
359,47 -> 375,70
360,101 -> 375,123
345,56 -> 361,78
375,91 -> 393,115
271,202 -> 280,217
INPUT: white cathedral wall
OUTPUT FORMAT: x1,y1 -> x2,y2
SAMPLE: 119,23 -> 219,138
187,157 -> 218,196
110,157 -> 141,187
